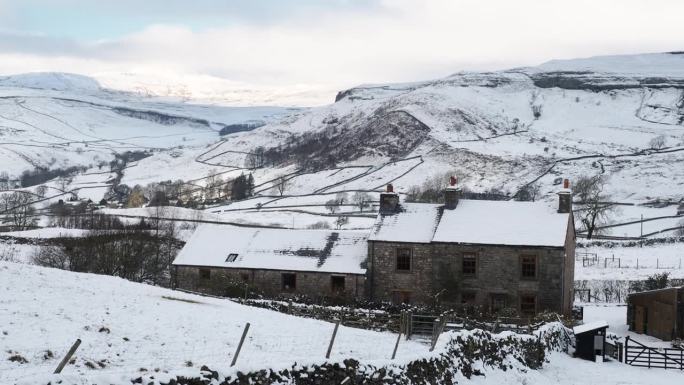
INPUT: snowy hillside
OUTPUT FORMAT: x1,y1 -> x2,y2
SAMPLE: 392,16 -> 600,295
0,72 -> 295,177
2,53 -> 684,237
209,52 -> 684,202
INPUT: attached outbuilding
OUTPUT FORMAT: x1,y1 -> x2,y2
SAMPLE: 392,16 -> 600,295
627,286 -> 684,341
172,224 -> 368,300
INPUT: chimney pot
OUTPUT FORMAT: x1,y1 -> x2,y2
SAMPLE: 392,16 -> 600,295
557,178 -> 572,213
380,185 -> 399,213
450,176 -> 457,187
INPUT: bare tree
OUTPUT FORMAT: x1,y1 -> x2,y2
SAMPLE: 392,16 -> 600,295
275,177 -> 288,196
35,185 -> 48,198
516,182 -> 541,202
1,192 -> 37,230
352,192 -> 371,212
325,199 -> 340,214
0,172 -> 9,191
676,218 -> 684,237
56,176 -> 72,192
649,134 -> 667,150
335,192 -> 348,204
576,175 -> 614,239
335,216 -> 349,229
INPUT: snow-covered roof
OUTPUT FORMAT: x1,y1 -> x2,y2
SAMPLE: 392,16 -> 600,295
173,224 -> 368,274
370,199 -> 570,247
573,320 -> 609,335
369,203 -> 442,243
432,200 -> 570,247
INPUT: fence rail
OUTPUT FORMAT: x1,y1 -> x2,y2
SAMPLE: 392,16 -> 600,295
624,336 -> 684,370
409,313 -> 542,339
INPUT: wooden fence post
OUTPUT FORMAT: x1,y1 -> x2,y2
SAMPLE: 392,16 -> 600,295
430,318 -> 446,352
617,341 -> 623,362
326,320 -> 341,359
54,339 -> 81,374
391,331 -> 402,360
405,312 -> 412,340
230,322 -> 250,367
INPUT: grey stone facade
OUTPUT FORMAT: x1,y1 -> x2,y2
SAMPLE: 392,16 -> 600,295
174,265 -> 366,300
368,215 -> 575,315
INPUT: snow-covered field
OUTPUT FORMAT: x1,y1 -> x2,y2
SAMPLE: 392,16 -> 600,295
2,262 -> 683,385
576,242 -> 684,280
0,262 -> 426,384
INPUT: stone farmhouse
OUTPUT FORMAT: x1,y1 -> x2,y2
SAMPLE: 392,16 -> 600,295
172,225 -> 368,299
369,180 -> 575,316
173,179 -> 575,316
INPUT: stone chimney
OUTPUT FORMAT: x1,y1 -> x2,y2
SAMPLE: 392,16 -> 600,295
557,178 -> 572,214
379,183 -> 399,213
444,176 -> 462,210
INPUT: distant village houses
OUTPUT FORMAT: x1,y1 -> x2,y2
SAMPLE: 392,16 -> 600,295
172,178 -> 576,316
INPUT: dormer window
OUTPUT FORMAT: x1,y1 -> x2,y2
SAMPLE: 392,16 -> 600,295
226,253 -> 238,262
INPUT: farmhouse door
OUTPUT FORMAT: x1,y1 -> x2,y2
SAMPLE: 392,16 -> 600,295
634,306 -> 645,334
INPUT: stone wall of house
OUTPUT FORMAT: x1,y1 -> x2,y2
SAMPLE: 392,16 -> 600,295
367,241 -> 436,304
562,214 -> 576,315
369,240 -> 574,315
174,265 -> 366,300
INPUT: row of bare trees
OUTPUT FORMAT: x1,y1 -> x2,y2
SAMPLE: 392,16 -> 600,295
0,192 -> 37,230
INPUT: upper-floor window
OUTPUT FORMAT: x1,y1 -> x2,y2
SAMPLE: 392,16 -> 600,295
462,253 -> 477,277
520,255 -> 537,280
396,248 -> 412,272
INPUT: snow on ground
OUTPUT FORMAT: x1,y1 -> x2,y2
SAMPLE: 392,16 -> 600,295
98,207 -> 221,222
581,303 -> 672,348
215,209 -> 374,230
1,262 -> 682,384
0,228 -> 88,238
576,242 -> 684,280
0,262 -> 426,384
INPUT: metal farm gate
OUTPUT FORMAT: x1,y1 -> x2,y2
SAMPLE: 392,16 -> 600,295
624,336 -> 684,370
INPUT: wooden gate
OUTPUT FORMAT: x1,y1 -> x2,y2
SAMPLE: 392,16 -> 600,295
625,336 -> 684,370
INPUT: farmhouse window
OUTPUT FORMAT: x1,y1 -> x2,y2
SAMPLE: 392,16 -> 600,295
461,291 -> 476,304
520,294 -> 536,316
392,290 -> 412,304
225,253 -> 238,262
462,253 -> 477,277
199,268 -> 211,280
331,276 -> 346,293
520,255 -> 537,280
282,273 -> 297,291
490,293 -> 507,313
396,248 -> 412,271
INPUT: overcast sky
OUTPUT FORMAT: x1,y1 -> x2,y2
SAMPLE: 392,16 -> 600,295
1,0 -> 683,105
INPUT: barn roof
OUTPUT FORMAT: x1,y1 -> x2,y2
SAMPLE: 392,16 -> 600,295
173,224 -> 368,274
370,199 -> 570,247
368,203 -> 442,243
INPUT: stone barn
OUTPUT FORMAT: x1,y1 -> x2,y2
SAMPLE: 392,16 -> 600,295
367,180 -> 576,316
173,225 -> 368,300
